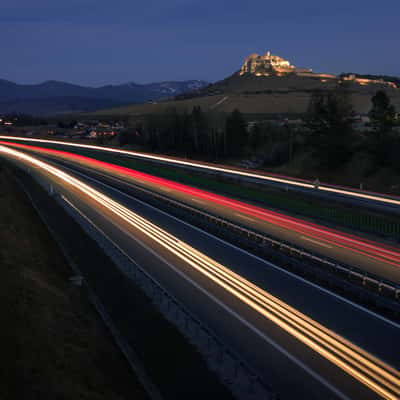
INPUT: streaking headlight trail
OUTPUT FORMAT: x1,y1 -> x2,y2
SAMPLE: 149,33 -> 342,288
1,144 -> 399,400
1,136 -> 399,207
2,140 -> 399,270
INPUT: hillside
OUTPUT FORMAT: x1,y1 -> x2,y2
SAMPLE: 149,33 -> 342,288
0,79 -> 208,115
90,81 -> 400,117
89,52 -> 400,117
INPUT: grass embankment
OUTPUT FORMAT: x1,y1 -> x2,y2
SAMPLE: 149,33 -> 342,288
101,156 -> 400,240
5,163 -> 233,400
14,139 -> 400,241
0,165 -> 148,400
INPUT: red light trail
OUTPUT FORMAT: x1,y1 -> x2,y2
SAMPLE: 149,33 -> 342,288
2,140 -> 399,269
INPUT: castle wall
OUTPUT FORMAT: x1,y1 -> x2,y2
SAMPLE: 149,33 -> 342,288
239,51 -> 398,90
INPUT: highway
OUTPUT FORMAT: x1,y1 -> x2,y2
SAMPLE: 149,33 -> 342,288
1,135 -> 400,212
1,144 -> 399,400
3,141 -> 399,285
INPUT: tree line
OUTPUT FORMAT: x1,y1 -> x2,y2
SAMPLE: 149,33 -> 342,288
305,89 -> 399,170
119,107 -> 249,160
118,89 -> 399,171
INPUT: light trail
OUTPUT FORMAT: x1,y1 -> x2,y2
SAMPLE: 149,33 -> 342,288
1,144 -> 399,400
2,141 -> 399,269
1,135 -> 399,207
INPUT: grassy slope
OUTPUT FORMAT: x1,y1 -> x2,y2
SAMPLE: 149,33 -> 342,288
266,149 -> 400,196
2,161 -> 234,400
89,92 -> 385,117
87,74 -> 400,117
0,165 -> 148,400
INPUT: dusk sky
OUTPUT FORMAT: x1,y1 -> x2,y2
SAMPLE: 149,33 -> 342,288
1,0 -> 399,86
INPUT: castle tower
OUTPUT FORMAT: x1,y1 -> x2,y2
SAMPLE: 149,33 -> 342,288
239,50 -> 297,76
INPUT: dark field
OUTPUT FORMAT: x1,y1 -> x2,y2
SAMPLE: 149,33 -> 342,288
0,165 -> 147,400
0,162 -> 233,400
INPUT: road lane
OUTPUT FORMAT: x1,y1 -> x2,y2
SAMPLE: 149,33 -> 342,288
1,135 -> 400,211
44,156 -> 400,363
3,141 -> 399,284
1,144 -> 399,400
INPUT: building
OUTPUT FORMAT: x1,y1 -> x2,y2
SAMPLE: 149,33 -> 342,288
239,50 -> 313,77
239,50 -> 399,89
342,74 -> 397,88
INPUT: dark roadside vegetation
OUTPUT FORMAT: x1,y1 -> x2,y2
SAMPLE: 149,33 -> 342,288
3,87 -> 400,194
1,162 -> 233,400
115,89 -> 400,194
92,88 -> 400,241
0,164 -> 148,400
2,89 -> 400,239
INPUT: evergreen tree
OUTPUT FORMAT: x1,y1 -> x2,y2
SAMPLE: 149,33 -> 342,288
191,106 -> 208,155
306,89 -> 354,168
367,91 -> 397,166
368,90 -> 396,139
225,109 -> 247,157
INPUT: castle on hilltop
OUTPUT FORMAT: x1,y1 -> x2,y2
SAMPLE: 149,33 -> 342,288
239,50 -> 335,80
239,50 -> 398,88
240,51 -> 314,77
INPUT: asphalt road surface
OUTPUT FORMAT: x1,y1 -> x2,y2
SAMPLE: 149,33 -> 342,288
1,135 -> 400,213
4,141 -> 399,285
1,144 -> 399,400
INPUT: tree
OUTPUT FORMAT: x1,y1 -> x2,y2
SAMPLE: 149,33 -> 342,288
248,122 -> 264,152
225,109 -> 247,157
367,91 -> 397,167
305,89 -> 355,168
191,106 -> 208,155
368,90 -> 396,139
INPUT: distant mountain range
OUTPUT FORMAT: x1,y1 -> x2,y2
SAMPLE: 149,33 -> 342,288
0,79 -> 208,115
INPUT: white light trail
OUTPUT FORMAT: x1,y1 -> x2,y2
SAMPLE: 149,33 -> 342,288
1,144 -> 399,400
1,136 -> 399,207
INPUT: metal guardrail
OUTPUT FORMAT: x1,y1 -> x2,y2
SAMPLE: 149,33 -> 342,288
119,154 -> 400,241
56,184 -> 277,400
19,152 -> 400,319
12,172 -> 164,400
78,170 -> 399,318
14,161 -> 277,400
15,152 -> 400,317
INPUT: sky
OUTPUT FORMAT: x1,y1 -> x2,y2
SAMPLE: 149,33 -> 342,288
1,0 -> 399,86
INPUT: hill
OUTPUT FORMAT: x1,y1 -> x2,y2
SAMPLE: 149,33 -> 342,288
0,79 -> 208,115
89,51 -> 400,118
89,76 -> 400,117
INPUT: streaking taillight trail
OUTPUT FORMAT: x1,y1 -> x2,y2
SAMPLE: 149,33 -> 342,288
1,144 -> 399,400
2,140 -> 399,269
0,135 -> 399,207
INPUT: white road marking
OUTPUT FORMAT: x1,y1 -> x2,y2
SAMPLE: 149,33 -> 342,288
191,198 -> 205,204
62,196 -> 352,400
54,161 -> 400,330
301,236 -> 333,249
235,212 -> 255,222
